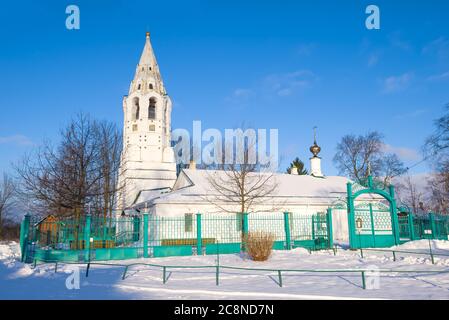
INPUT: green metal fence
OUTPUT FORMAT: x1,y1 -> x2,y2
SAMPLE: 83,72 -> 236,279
394,212 -> 449,243
21,214 -> 144,263
20,211 -> 332,263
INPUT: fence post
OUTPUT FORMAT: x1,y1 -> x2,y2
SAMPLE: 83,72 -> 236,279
143,213 -> 149,258
347,182 -> 356,249
196,213 -> 202,255
283,212 -> 291,250
242,212 -> 249,252
311,215 -> 316,250
20,214 -> 31,262
429,212 -> 436,240
243,212 -> 249,235
389,185 -> 400,245
133,215 -> 140,242
408,212 -> 415,241
326,208 -> 334,249
84,214 -> 92,262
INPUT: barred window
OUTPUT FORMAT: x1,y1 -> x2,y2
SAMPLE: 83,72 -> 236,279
185,213 -> 193,232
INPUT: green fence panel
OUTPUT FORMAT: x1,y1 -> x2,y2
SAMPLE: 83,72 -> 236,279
272,241 -> 285,250
153,245 -> 193,257
201,214 -> 242,244
34,248 -> 83,262
93,247 -> 142,261
205,243 -> 241,255
248,213 -> 286,249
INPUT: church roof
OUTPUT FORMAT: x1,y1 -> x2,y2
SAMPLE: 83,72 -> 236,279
129,32 -> 166,95
139,32 -> 158,67
134,168 -> 367,209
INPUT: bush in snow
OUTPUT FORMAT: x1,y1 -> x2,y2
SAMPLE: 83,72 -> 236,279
243,231 -> 275,261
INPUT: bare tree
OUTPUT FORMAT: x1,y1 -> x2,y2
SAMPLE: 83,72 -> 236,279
0,173 -> 16,238
426,173 -> 449,214
15,113 -> 123,219
396,175 -> 425,213
204,138 -> 280,215
333,131 -> 406,188
94,120 -> 123,220
424,104 -> 449,213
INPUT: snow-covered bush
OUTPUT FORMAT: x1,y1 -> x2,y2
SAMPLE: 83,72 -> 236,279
243,231 -> 275,261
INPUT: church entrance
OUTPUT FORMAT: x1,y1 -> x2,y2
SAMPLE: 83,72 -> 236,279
346,176 -> 400,249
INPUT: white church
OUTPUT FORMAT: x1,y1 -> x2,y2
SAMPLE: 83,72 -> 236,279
117,33 -> 382,243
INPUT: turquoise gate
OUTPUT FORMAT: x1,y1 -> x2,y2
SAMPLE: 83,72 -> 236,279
347,176 -> 400,249
352,202 -> 395,248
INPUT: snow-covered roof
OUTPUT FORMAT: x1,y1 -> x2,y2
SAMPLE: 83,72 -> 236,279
134,169 -> 358,209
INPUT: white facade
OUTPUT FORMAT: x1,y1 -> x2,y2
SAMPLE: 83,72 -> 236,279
310,156 -> 323,177
117,33 -> 177,209
134,169 -> 383,244
116,34 -> 385,245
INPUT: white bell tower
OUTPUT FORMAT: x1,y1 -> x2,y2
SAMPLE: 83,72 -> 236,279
117,32 -> 177,209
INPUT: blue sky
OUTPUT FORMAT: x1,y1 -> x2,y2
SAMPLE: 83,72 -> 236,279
0,0 -> 448,176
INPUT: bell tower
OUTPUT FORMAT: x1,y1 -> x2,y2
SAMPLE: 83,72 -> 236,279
118,32 -> 177,209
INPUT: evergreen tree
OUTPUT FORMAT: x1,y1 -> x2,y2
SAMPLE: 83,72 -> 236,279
286,157 -> 308,175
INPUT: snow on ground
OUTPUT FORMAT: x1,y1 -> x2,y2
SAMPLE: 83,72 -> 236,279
1,241 -> 449,299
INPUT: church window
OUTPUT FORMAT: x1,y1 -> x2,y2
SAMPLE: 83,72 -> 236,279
149,124 -> 155,131
185,214 -> 193,232
132,124 -> 138,131
149,83 -> 153,90
137,84 -> 141,90
132,97 -> 140,120
148,97 -> 157,119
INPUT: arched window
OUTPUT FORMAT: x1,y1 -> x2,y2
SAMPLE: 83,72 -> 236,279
132,97 -> 140,120
148,97 -> 156,119
149,83 -> 153,90
137,83 -> 141,90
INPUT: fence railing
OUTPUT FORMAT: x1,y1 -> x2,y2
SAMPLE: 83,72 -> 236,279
30,258 -> 449,291
20,210 -> 333,263
398,212 -> 449,242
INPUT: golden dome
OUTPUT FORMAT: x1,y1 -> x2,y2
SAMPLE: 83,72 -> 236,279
310,126 -> 321,157
310,143 -> 321,157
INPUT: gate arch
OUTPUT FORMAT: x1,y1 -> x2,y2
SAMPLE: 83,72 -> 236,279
347,176 -> 400,248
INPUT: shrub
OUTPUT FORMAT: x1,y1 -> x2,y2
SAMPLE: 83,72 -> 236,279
243,231 -> 275,261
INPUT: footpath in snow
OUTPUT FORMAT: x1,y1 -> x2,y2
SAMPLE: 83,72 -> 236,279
1,240 -> 449,299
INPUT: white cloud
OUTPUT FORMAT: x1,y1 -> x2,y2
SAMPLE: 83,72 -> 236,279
382,72 -> 414,93
367,53 -> 379,67
264,70 -> 317,97
394,108 -> 427,119
388,32 -> 412,51
427,71 -> 449,82
232,88 -> 254,99
0,134 -> 34,146
382,144 -> 420,161
392,172 -> 431,197
227,70 -> 317,103
422,37 -> 449,60
296,43 -> 316,56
